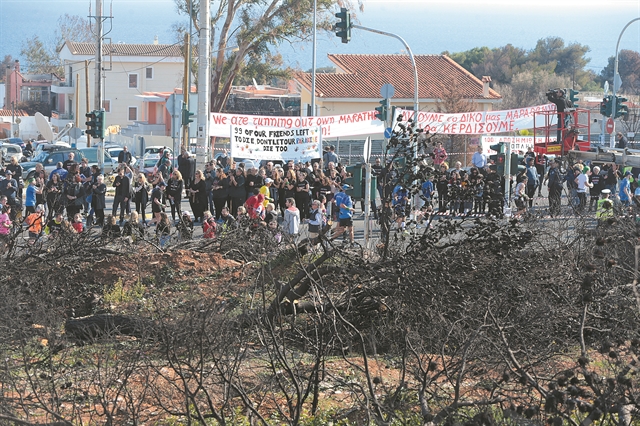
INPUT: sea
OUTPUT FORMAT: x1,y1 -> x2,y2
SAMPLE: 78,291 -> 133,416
1,0 -> 640,79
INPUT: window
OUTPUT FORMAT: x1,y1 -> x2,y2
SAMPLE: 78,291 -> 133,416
102,100 -> 111,113
128,107 -> 138,121
145,67 -> 153,79
128,73 -> 138,88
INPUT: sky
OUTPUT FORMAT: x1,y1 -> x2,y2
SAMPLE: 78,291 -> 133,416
0,0 -> 639,74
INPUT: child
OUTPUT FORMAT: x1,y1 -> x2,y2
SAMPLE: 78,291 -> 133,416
122,211 -> 145,243
102,215 -> 122,239
268,220 -> 282,244
45,212 -> 65,237
156,212 -> 171,248
202,210 -> 217,239
177,211 -> 194,241
25,205 -> 45,243
0,205 -> 12,255
71,213 -> 84,233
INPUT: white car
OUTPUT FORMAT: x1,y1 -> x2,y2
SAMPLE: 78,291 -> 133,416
0,143 -> 23,163
143,146 -> 173,158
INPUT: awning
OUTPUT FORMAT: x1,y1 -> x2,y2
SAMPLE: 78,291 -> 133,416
135,95 -> 165,102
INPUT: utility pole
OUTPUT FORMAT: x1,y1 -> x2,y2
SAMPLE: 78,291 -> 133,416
182,32 -> 191,155
196,0 -> 210,171
94,0 -> 103,113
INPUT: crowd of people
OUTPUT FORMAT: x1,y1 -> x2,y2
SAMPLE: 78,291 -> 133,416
3,139 -> 633,255
0,145 -> 370,253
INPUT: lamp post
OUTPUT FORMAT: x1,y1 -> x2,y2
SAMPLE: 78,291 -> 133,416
310,0 -> 317,118
196,0 -> 210,171
610,17 -> 640,148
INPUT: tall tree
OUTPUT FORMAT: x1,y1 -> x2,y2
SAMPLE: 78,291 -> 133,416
494,69 -> 570,109
55,13 -> 93,47
600,49 -> 640,95
20,14 -> 91,76
470,44 -> 527,85
20,36 -> 60,75
174,0 -> 363,113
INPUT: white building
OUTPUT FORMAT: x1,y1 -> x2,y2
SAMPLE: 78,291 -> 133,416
54,41 -> 186,136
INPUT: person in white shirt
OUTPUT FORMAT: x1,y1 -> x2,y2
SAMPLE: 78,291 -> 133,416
575,166 -> 593,215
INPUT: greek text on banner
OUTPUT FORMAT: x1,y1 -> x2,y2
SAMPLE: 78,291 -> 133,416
230,125 -> 322,161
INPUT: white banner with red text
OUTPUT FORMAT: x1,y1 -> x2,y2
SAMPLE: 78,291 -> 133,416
230,125 -> 322,162
396,105 -> 558,135
209,104 -> 558,139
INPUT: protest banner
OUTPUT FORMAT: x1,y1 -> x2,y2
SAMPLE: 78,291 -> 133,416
397,104 -> 557,135
210,104 -> 558,139
230,125 -> 322,162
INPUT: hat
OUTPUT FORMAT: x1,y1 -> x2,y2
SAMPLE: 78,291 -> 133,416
601,189 -> 611,194
342,184 -> 351,190
526,157 -> 534,162
264,178 -> 273,184
157,181 -> 166,187
4,170 -> 13,175
625,171 -> 633,176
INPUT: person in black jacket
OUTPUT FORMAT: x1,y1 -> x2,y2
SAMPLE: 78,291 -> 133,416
133,173 -> 151,224
117,146 -> 132,165
546,88 -> 573,142
112,167 -> 131,224
64,174 -> 85,221
178,149 -> 195,188
91,174 -> 107,226
167,170 -> 184,222
187,170 -> 208,223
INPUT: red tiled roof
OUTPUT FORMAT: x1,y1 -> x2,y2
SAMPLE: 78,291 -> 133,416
295,54 -> 501,100
0,109 -> 29,117
63,41 -> 183,57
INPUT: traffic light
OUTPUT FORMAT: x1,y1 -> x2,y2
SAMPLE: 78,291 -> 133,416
496,153 -> 505,175
334,8 -> 351,44
375,99 -> 388,122
615,95 -> 629,119
85,111 -> 97,138
510,153 -> 525,174
344,164 -> 362,198
600,95 -> 612,117
488,143 -> 502,168
95,109 -> 106,139
182,103 -> 194,126
569,89 -> 580,108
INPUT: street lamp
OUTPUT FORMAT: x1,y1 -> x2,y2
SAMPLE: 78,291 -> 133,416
610,17 -> 640,148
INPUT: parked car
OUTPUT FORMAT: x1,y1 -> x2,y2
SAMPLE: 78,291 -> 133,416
143,146 -> 173,158
1,137 -> 25,150
21,149 -> 84,180
0,143 -> 23,164
33,142 -> 72,157
79,147 -> 115,175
